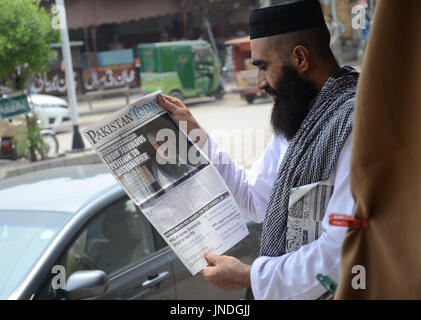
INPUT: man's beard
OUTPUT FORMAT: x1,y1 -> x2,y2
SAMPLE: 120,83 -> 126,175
266,65 -> 318,141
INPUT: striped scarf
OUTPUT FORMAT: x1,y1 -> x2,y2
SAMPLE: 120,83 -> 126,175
260,65 -> 359,257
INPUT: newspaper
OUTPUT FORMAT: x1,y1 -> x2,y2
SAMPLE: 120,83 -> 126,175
83,91 -> 249,275
286,180 -> 334,253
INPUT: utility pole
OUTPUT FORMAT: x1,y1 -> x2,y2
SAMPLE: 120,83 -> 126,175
329,0 -> 337,20
201,0 -> 220,64
55,0 -> 85,151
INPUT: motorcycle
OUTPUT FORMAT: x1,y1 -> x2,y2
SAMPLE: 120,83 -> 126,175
0,136 -> 17,160
0,121 -> 59,161
39,128 -> 60,159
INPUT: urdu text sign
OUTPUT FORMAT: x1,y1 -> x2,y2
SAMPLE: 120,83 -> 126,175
0,95 -> 31,119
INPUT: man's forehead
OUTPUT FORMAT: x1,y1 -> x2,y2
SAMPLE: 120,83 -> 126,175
251,37 -> 276,62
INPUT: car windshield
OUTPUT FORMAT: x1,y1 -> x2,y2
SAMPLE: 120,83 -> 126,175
35,103 -> 68,108
193,46 -> 213,62
0,210 -> 71,299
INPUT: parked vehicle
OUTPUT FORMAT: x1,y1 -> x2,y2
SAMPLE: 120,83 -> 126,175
0,164 -> 261,300
138,40 -> 225,101
224,36 -> 267,104
28,94 -> 71,129
0,136 -> 16,160
0,118 -> 59,160
0,94 -> 60,160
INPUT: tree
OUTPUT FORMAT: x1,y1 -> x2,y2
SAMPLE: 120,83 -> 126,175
0,0 -> 59,90
0,0 -> 59,162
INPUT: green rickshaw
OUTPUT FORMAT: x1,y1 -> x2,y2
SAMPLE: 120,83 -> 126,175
137,40 -> 224,101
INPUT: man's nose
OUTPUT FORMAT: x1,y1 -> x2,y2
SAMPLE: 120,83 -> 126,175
256,70 -> 267,91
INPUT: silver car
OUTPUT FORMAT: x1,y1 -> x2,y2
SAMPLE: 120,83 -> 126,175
0,164 -> 261,300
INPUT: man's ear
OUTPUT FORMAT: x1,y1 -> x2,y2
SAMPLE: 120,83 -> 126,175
290,45 -> 310,76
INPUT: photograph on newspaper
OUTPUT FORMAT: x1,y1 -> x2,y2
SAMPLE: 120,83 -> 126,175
102,111 -> 207,207
83,91 -> 249,275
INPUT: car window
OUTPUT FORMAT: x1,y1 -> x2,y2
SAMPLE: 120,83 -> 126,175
37,197 -> 169,299
61,197 -> 157,278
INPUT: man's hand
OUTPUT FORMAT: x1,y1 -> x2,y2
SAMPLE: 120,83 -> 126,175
157,94 -> 208,147
201,250 -> 251,291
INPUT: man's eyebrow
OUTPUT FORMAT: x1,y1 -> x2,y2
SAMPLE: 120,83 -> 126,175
252,59 -> 264,66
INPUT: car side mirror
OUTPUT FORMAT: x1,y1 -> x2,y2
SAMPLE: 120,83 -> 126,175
65,270 -> 109,300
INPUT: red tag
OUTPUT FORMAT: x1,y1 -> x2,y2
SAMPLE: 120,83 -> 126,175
329,213 -> 369,230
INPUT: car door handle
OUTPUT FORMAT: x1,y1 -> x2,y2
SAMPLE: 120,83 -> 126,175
142,271 -> 170,288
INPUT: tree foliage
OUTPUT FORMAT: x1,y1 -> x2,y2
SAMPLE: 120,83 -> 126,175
0,0 -> 59,90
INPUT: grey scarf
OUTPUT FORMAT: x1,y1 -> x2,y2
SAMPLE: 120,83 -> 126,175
260,65 -> 359,257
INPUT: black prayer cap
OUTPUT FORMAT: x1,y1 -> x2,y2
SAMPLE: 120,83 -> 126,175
249,0 -> 327,40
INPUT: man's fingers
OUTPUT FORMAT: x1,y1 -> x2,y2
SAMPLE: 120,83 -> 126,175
201,265 -> 216,277
200,266 -> 219,288
157,93 -> 203,137
161,94 -> 183,107
204,250 -> 219,265
161,93 -> 181,104
157,94 -> 178,113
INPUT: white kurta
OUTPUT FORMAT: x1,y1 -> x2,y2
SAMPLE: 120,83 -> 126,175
202,133 -> 354,300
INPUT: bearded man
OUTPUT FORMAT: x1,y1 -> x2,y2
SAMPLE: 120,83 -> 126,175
157,0 -> 359,300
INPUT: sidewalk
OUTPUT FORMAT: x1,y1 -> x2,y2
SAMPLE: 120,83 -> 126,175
58,89 -> 222,130
0,150 -> 101,181
64,89 -> 146,128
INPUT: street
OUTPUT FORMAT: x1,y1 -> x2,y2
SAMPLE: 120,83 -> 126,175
57,93 -> 274,168
3,0 -> 419,303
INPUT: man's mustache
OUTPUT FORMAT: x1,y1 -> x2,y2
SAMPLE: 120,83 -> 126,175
264,85 -> 281,98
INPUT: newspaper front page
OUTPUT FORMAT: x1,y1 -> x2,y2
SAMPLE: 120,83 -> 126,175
83,91 -> 249,275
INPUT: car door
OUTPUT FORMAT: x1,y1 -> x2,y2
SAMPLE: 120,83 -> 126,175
37,196 -> 176,300
93,197 -> 175,300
